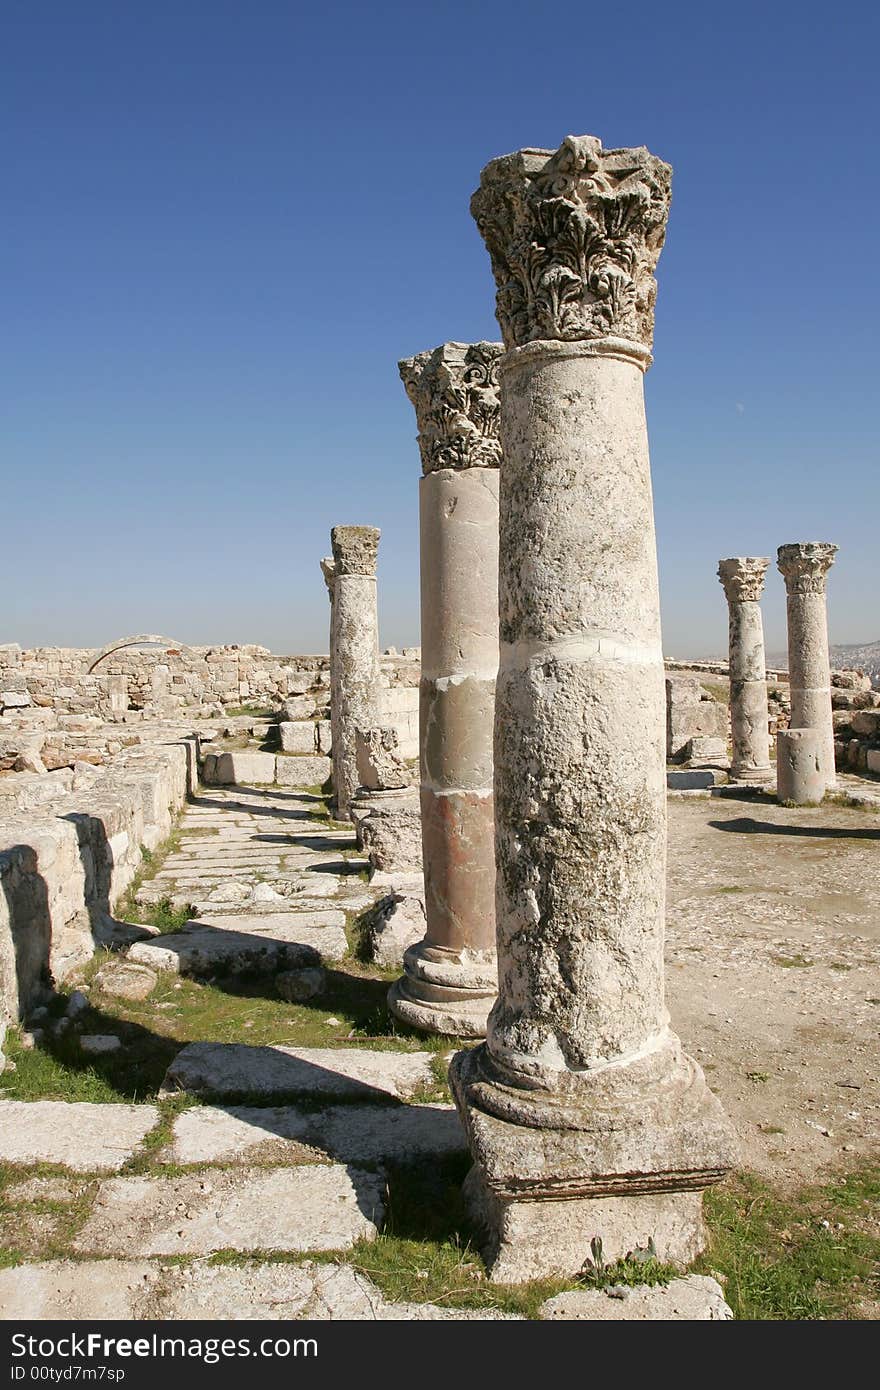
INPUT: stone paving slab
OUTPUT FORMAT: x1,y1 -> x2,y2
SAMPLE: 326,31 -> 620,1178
0,1260 -> 160,1320
73,1165 -> 384,1256
167,1102 -> 466,1166
0,1102 -> 160,1172
162,1043 -> 435,1101
127,917 -> 348,974
0,1259 -> 518,1320
539,1275 -> 732,1320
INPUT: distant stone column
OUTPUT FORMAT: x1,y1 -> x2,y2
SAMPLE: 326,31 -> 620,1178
717,557 -> 772,782
777,543 -> 838,791
449,134 -> 736,1283
329,527 -> 381,821
388,341 -> 502,1038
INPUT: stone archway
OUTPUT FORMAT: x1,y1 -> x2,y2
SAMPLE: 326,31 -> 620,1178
87,634 -> 193,674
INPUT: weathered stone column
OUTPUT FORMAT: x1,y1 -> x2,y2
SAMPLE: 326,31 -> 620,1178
777,728 -> 824,804
449,134 -> 736,1282
329,527 -> 381,821
388,342 -> 502,1038
717,557 -> 772,782
777,543 -> 838,791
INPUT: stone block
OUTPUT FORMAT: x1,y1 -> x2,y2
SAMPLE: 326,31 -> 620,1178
316,719 -> 333,753
0,1101 -> 159,1172
73,1166 -> 384,1256
666,769 -> 722,789
867,749 -> 880,774
683,735 -> 727,763
210,751 -> 277,784
279,721 -> 317,754
274,753 -> 331,787
282,696 -> 317,720
851,710 -> 880,737
539,1275 -> 732,1320
366,893 -> 427,968
161,1042 -> 434,1102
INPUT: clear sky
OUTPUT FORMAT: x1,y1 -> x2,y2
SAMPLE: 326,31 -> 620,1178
3,1 -> 877,659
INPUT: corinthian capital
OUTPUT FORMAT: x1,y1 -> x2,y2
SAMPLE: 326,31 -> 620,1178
320,556 -> 335,598
399,341 -> 502,474
777,543 -> 838,595
717,557 -> 769,604
471,134 -> 672,354
331,526 -> 380,578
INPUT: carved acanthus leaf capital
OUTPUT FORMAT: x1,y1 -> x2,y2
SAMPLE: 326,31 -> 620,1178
777,543 -> 838,595
320,556 -> 336,598
331,526 -> 380,577
717,557 -> 769,604
471,134 -> 672,353
399,341 -> 503,474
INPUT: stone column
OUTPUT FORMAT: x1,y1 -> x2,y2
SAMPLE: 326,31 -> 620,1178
717,557 -> 772,782
328,527 -> 381,821
388,342 -> 502,1038
777,543 -> 838,791
777,728 -> 824,804
449,134 -> 736,1282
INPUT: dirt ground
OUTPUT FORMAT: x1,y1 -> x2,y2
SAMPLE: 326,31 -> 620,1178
666,791 -> 880,1186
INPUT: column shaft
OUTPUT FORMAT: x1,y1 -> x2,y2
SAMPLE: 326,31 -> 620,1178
777,543 -> 837,791
329,527 -> 380,821
718,558 -> 771,781
389,341 -> 501,1037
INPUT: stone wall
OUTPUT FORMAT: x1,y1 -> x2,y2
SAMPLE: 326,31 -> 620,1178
830,670 -> 880,774
0,737 -> 196,1034
0,643 -> 420,725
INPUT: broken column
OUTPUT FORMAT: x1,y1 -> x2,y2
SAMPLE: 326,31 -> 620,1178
717,558 -> 772,781
777,543 -> 838,791
328,527 -> 381,821
777,728 -> 824,804
388,342 -> 502,1038
450,134 -> 736,1281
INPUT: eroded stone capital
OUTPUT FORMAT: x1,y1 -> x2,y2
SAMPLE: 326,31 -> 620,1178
471,134 -> 672,353
399,341 -> 503,474
777,543 -> 838,595
717,557 -> 769,604
331,526 -> 380,577
320,556 -> 336,597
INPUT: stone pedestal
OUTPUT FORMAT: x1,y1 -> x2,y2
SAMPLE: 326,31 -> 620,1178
777,543 -> 838,792
388,342 -> 502,1038
329,527 -> 381,821
777,728 -> 824,805
450,134 -> 736,1281
717,558 -> 772,782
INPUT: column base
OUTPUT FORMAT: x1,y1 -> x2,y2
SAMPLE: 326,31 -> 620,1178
449,1040 -> 737,1282
388,943 -> 496,1039
728,764 -> 774,785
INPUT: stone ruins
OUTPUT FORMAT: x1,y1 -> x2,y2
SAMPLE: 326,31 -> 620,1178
1,130 -> 877,1323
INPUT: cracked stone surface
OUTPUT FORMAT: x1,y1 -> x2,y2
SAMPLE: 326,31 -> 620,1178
0,1259 -> 519,1321
539,1275 -> 732,1320
73,1165 -> 384,1256
161,1043 -> 435,1101
0,1102 -> 160,1172
166,1101 -> 466,1166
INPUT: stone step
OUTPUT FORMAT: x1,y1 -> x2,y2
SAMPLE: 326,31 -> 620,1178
127,916 -> 348,974
166,1101 -> 465,1167
0,1102 -> 160,1172
0,1259 -> 516,1321
72,1165 -> 384,1257
162,1043 -> 435,1102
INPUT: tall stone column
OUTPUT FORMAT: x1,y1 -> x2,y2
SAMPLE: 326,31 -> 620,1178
329,527 -> 381,821
449,134 -> 736,1282
388,341 -> 502,1038
717,557 -> 772,782
777,543 -> 838,791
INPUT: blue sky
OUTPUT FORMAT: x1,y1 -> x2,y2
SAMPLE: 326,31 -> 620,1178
3,1 -> 877,659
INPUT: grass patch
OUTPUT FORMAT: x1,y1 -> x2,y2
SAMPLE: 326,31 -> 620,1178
770,953 -> 814,969
224,706 -> 276,719
700,1166 -> 880,1319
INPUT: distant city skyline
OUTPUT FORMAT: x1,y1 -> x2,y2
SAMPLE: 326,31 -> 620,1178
3,2 -> 877,659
